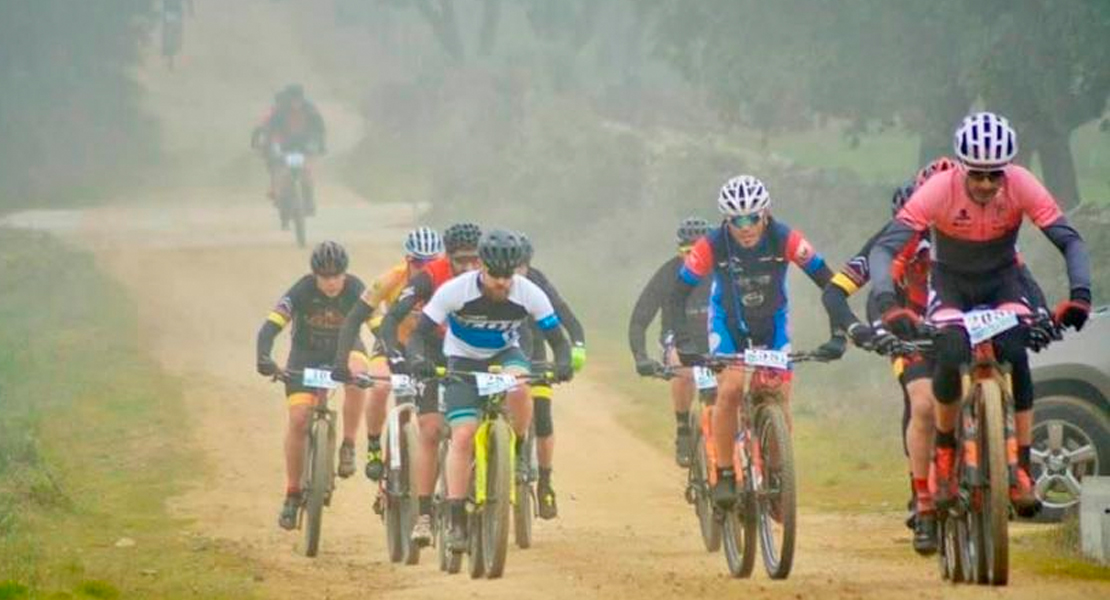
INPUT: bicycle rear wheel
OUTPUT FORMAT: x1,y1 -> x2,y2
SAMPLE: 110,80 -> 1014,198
514,429 -> 535,549
436,441 -> 461,574
979,380 -> 1010,585
303,419 -> 330,557
756,403 -> 796,579
482,419 -> 513,578
399,421 -> 422,564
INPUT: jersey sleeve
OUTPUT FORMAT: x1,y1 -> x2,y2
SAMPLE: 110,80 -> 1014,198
783,229 -> 828,278
520,278 -> 560,330
267,279 -> 305,328
1009,166 -> 1064,228
678,236 -> 713,285
420,283 -> 455,325
895,172 -> 946,231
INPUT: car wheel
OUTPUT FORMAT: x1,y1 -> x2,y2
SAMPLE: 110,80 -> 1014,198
1029,395 -> 1110,522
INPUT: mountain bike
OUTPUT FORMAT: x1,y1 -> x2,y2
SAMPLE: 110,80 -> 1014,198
905,310 -> 1061,586
273,367 -> 372,557
650,360 -> 721,552
513,364 -> 558,550
697,348 -> 830,580
272,142 -> 316,248
371,374 -> 424,565
428,366 -> 552,579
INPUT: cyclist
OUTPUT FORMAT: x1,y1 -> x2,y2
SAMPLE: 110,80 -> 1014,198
629,216 -> 714,468
255,241 -> 371,530
515,234 -> 587,520
866,112 -> 1092,517
667,175 -> 840,509
331,227 -> 443,479
250,84 -> 327,213
406,229 -> 574,552
332,222 -> 483,546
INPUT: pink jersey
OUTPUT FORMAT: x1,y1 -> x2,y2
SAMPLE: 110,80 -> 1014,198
895,165 -> 1063,273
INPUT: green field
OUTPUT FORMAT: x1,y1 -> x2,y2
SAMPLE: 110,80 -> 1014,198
0,231 -> 255,599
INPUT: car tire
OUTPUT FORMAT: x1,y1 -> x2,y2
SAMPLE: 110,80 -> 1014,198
1029,395 -> 1110,522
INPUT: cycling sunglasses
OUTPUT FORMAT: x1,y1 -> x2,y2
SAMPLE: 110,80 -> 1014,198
728,213 -> 763,228
484,266 -> 516,279
966,169 -> 1005,183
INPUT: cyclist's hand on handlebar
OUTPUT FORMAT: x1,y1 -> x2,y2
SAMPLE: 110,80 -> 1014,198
847,322 -> 875,349
409,356 -> 437,378
330,365 -> 352,384
571,343 -> 587,372
879,296 -> 921,339
1054,297 -> 1091,332
813,335 -> 847,361
866,323 -> 903,356
555,362 -> 574,383
635,358 -> 663,377
387,351 -> 409,375
257,356 -> 279,377
676,351 -> 701,368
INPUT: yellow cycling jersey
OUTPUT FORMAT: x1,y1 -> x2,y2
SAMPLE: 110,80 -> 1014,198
362,261 -> 420,344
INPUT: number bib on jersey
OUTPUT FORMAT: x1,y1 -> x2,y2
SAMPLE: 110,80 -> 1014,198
475,372 -> 518,396
743,348 -> 790,371
303,368 -> 338,390
693,366 -> 718,390
285,152 -> 306,168
963,309 -> 1019,345
390,374 -> 417,397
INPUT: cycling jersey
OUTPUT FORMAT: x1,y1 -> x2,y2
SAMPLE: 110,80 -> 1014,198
519,266 -> 585,361
363,261 -> 418,344
263,274 -> 366,354
871,165 -> 1090,292
628,255 -> 712,361
421,271 -> 560,360
378,256 -> 455,355
671,219 -> 833,354
256,102 -> 327,152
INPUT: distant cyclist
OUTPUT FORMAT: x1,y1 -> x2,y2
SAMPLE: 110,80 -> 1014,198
255,242 -> 371,530
333,222 -> 483,546
251,84 -> 327,213
516,233 -> 587,519
667,176 -> 841,509
866,112 -> 1091,517
629,216 -> 714,467
406,230 -> 573,552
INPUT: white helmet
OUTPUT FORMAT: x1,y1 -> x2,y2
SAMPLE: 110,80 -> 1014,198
403,226 -> 443,259
718,175 -> 770,216
953,112 -> 1018,169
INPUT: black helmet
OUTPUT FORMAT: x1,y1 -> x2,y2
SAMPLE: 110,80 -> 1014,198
478,229 -> 528,276
676,216 -> 711,246
283,83 -> 305,102
891,181 -> 916,216
443,222 -> 482,254
310,241 -> 348,275
519,233 -> 534,265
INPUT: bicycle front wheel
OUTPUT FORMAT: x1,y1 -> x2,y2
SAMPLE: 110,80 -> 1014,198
756,402 -> 796,579
303,419 -> 330,557
482,419 -> 513,578
722,500 -> 757,578
979,380 -> 1009,586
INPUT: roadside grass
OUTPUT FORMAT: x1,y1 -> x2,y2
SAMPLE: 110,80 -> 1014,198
1013,517 -> 1110,580
0,230 -> 256,599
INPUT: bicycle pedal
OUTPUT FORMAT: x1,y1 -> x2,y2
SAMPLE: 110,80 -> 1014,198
684,485 -> 697,505
372,495 -> 385,516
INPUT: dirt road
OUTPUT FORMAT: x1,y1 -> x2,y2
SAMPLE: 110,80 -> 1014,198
4,1 -> 1108,598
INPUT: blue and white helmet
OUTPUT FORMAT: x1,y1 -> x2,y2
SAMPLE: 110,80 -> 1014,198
953,112 -> 1018,169
403,226 -> 443,259
717,175 -> 771,217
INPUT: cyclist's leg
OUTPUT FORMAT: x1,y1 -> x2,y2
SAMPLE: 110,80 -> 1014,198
415,383 -> 443,515
499,348 -> 533,440
902,359 -> 935,484
444,359 -> 483,500
534,384 -> 554,469
363,350 -> 390,439
714,367 -> 744,470
285,397 -> 314,493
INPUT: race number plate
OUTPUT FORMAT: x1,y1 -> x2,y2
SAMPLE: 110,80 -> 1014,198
743,348 -> 790,371
303,368 -> 338,390
963,309 -> 1019,345
285,152 -> 306,168
475,372 -> 518,396
390,374 -> 417,396
693,366 -> 717,390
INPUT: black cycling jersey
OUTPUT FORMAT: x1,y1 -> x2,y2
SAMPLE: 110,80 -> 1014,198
257,274 -> 366,359
628,255 -> 712,362
519,266 -> 585,361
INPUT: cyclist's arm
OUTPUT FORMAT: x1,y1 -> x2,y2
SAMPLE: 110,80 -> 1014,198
407,314 -> 439,364
666,239 -> 710,343
822,231 -> 880,333
529,268 -> 585,346
409,281 -> 458,362
865,219 -> 920,321
380,273 -> 431,356
256,285 -> 297,359
628,259 -> 672,362
1009,167 -> 1092,298
784,229 -> 834,289
519,278 -> 572,369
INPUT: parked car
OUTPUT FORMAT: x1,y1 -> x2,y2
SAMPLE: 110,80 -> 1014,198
1029,305 -> 1110,521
